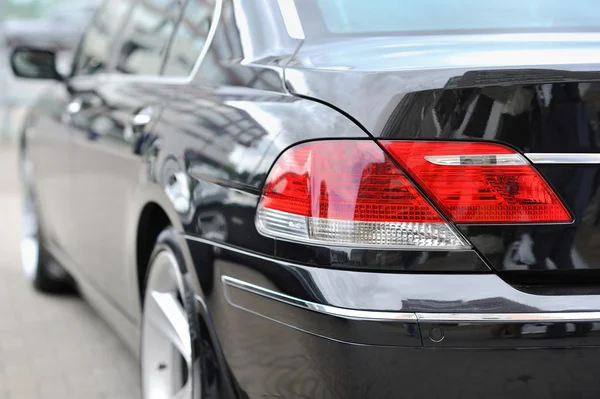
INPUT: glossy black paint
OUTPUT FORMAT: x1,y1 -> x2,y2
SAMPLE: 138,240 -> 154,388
223,280 -> 422,346
188,238 -> 600,397
275,241 -> 489,272
202,303 -> 600,399
18,0 -> 600,398
461,165 -> 600,278
289,71 -> 600,276
286,37 -> 600,277
188,238 -> 600,314
420,321 -> 600,348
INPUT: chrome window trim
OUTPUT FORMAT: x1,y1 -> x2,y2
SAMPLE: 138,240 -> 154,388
222,274 -> 600,323
276,0 -> 305,39
525,153 -> 600,164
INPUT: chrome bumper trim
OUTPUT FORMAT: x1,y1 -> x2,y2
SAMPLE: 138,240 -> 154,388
526,153 -> 600,164
223,275 -> 600,323
222,276 -> 418,322
415,312 -> 600,323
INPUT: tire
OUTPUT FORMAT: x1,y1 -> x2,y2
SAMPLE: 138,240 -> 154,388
140,228 -> 201,399
20,155 -> 72,293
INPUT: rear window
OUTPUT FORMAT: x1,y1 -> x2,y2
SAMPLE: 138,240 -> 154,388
115,0 -> 183,76
72,0 -> 133,76
302,0 -> 600,35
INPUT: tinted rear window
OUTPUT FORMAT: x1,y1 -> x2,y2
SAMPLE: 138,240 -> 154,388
304,0 -> 600,35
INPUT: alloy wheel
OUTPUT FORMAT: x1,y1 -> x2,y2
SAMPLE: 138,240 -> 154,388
141,249 -> 195,399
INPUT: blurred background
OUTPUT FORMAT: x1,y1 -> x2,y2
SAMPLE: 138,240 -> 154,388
0,1 -> 141,397
0,0 -> 99,141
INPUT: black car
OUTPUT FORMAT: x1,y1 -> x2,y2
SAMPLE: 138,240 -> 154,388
11,0 -> 600,398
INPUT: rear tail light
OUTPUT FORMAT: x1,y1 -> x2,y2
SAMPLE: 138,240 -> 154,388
381,141 -> 572,224
255,141 -> 469,249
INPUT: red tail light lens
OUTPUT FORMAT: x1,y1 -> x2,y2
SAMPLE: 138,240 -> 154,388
381,141 -> 572,224
256,141 -> 469,249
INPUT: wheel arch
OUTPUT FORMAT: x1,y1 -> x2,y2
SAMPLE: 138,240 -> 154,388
128,181 -> 202,317
135,202 -> 171,304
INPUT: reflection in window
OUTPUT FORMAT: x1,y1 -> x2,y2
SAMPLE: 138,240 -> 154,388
73,0 -> 133,76
313,0 -> 600,34
162,0 -> 214,77
116,0 -> 183,75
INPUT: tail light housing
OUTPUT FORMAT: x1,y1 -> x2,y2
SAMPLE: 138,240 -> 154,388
381,141 -> 572,224
255,141 -> 468,249
255,140 -> 572,249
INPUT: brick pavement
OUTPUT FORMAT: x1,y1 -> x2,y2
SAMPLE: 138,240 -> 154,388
0,145 -> 140,399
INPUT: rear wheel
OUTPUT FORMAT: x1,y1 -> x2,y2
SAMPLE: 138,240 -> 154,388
20,155 -> 72,292
141,229 -> 200,399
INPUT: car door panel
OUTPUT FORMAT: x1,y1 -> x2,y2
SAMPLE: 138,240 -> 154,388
67,76 -> 168,315
62,0 -> 181,317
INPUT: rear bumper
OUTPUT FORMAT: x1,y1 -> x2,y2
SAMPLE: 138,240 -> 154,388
187,237 -> 600,398
214,308 -> 600,398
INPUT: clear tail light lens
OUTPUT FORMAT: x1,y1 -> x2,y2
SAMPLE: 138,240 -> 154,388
381,141 -> 572,224
255,141 -> 469,249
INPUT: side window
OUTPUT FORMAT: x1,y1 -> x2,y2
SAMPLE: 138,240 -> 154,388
72,0 -> 134,76
162,0 -> 215,77
115,0 -> 184,75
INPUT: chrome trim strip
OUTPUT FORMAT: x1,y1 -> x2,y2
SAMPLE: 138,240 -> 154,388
223,275 -> 600,323
416,312 -> 600,323
276,0 -> 305,39
526,153 -> 600,164
221,276 -> 418,322
424,153 -> 600,166
191,0 -> 223,81
189,236 -> 600,323
425,154 -> 526,166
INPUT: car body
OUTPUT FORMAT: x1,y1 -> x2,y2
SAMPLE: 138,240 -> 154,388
12,0 -> 600,398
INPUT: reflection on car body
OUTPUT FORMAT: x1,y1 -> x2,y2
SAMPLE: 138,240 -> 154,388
12,0 -> 600,398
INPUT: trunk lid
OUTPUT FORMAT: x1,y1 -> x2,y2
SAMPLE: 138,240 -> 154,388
285,34 -> 600,279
